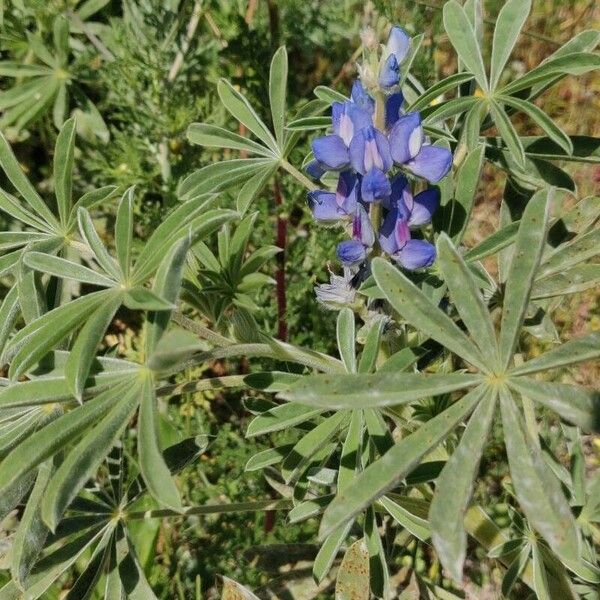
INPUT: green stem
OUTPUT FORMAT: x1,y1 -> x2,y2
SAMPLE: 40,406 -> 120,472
280,160 -> 318,191
126,499 -> 292,520
156,374 -> 247,397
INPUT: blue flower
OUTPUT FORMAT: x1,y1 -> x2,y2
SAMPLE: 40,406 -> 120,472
379,54 -> 400,89
378,175 -> 438,269
337,239 -> 366,266
385,92 -> 404,129
349,126 -> 392,175
386,26 -> 411,64
388,112 -> 452,182
310,101 -> 372,171
351,81 -> 375,114
307,171 -> 359,222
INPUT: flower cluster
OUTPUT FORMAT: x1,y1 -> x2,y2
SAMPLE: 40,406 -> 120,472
306,26 -> 452,280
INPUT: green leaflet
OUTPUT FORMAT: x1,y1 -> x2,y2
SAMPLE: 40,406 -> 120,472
489,0 -> 532,89
23,252 -> 116,288
77,207 -> 121,280
499,388 -> 580,564
53,116 -> 76,225
511,331 -> 600,376
437,234 -> 499,367
380,496 -> 430,542
490,100 -> 526,168
186,123 -> 274,157
507,377 -> 600,433
442,1 -> 488,91
115,187 -> 134,279
336,308 -> 356,374
138,376 -> 182,511
144,236 -> 190,357
446,144 -> 485,242
429,388 -> 497,582
7,290 -> 112,379
502,52 -> 600,95
65,292 -> 122,400
498,188 -> 551,369
319,385 -> 485,539
269,46 -> 288,149
10,462 -> 52,587
280,411 -> 348,484
0,131 -> 59,229
499,95 -> 572,155
217,79 -> 278,151
312,521 -> 353,583
246,402 -> 323,437
280,372 -> 482,409
357,318 -> 384,374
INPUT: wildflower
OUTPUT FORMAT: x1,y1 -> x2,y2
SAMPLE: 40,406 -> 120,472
311,102 -> 372,170
379,175 -> 438,269
386,26 -> 411,64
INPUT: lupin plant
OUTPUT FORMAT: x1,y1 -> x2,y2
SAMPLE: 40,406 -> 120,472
0,0 -> 600,598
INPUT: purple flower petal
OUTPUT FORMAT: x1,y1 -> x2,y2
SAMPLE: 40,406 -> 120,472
379,207 -> 399,255
307,190 -> 344,222
395,219 -> 410,249
389,112 -> 423,165
305,159 -> 327,180
361,168 -> 391,203
351,80 -> 375,114
353,204 -> 375,247
386,26 -> 411,63
312,135 -> 350,170
406,145 -> 452,182
385,172 -> 410,212
379,54 -> 400,89
336,171 -> 359,213
394,239 -> 436,270
337,239 -> 366,266
409,188 -> 440,227
349,126 -> 392,175
385,92 -> 404,129
332,102 -> 372,146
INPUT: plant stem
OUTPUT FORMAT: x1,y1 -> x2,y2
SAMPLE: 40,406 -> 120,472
171,310 -> 233,347
156,374 -> 246,397
280,160 -> 318,191
273,177 -> 288,342
126,499 -> 292,520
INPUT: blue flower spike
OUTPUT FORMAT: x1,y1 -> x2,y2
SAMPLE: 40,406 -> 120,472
305,22 -> 451,286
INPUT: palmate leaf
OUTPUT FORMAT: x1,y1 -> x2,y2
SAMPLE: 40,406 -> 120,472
318,385 -> 486,539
